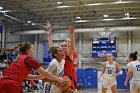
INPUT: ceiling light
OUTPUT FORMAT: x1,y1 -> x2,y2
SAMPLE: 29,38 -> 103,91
74,20 -> 89,23
125,13 -> 129,16
57,1 -> 62,4
103,15 -> 108,18
0,7 -> 3,10
122,17 -> 137,20
31,23 -> 36,25
55,6 -> 71,8
125,13 -> 130,18
27,21 -> 32,23
73,17 -> 138,23
76,16 -> 81,19
102,19 -> 115,21
115,0 -> 124,3
86,3 -> 103,6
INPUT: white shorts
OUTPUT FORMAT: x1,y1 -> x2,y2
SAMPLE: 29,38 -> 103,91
102,76 -> 117,88
130,80 -> 140,93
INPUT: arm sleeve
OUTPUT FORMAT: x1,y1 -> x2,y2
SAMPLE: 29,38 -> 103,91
25,57 -> 41,70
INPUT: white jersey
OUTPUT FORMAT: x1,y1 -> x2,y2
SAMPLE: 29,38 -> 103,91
47,58 -> 65,77
46,58 -> 65,93
104,61 -> 116,78
127,61 -> 140,80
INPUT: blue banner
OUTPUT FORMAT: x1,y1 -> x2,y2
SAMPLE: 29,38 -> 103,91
0,25 -> 2,33
42,42 -> 51,62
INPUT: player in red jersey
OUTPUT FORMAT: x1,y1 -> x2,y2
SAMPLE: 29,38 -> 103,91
0,42 -> 67,93
64,38 -> 78,90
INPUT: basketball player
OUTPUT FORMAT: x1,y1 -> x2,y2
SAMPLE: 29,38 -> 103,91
0,42 -> 66,93
99,53 -> 122,93
124,51 -> 140,93
64,38 -> 78,91
46,46 -> 65,93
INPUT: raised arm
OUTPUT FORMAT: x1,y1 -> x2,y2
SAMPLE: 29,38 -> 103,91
45,21 -> 54,49
67,26 -> 75,60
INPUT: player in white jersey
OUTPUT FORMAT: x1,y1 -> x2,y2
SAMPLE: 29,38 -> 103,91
46,47 -> 65,93
99,53 -> 122,93
124,51 -> 140,93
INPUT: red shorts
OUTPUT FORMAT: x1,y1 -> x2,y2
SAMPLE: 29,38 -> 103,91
0,78 -> 23,93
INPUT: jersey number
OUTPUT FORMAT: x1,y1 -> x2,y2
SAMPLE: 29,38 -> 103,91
108,70 -> 112,74
136,65 -> 140,71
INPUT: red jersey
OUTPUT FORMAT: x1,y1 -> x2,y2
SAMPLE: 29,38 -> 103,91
64,54 -> 74,78
73,50 -> 78,68
73,50 -> 77,59
64,50 -> 77,77
64,53 -> 77,90
73,50 -> 78,87
2,54 -> 40,84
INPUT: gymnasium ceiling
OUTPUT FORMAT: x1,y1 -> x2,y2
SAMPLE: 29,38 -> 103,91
0,0 -> 140,32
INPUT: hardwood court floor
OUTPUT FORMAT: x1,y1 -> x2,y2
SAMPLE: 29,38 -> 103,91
78,89 -> 130,93
27,89 -> 130,93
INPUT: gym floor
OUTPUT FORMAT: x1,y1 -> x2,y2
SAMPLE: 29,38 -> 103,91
27,89 -> 130,93
78,89 -> 129,93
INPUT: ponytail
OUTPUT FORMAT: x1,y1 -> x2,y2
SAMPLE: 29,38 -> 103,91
134,51 -> 138,56
129,51 -> 138,61
0,43 -> 22,52
0,42 -> 32,54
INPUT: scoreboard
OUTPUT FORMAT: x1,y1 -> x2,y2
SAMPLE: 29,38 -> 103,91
92,37 -> 117,58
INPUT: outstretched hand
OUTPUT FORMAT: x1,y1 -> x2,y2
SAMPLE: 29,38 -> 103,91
69,25 -> 75,34
45,21 -> 51,29
45,21 -> 52,34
